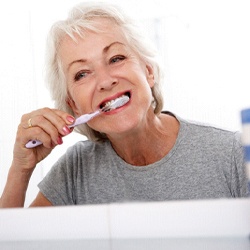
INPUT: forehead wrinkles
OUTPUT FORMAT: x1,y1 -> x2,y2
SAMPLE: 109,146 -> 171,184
58,26 -> 130,71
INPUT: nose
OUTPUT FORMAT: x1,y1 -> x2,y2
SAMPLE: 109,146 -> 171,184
96,67 -> 118,91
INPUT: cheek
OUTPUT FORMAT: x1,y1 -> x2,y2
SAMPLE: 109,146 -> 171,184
70,83 -> 99,115
130,63 -> 151,86
67,86 -> 87,114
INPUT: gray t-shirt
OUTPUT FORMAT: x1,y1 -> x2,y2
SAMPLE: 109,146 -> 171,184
38,115 -> 248,205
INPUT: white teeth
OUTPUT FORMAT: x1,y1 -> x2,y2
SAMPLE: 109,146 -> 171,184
103,95 -> 129,111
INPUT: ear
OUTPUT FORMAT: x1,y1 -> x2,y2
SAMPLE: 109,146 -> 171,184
146,64 -> 155,88
66,96 -> 80,116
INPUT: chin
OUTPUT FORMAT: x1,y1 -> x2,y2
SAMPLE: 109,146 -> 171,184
107,118 -> 143,137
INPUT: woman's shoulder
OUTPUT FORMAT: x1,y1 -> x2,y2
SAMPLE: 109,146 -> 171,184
163,111 -> 241,145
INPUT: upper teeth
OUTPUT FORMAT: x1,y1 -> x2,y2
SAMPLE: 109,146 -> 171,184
103,94 -> 129,111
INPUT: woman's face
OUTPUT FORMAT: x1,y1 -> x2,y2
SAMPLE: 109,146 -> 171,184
59,18 -> 154,137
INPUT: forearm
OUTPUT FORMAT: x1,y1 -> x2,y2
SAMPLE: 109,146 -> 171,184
0,164 -> 33,208
0,107 -> 70,208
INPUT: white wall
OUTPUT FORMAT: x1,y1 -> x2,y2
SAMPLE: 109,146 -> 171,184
0,0 -> 249,206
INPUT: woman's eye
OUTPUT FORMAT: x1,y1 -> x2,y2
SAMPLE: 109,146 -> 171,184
110,55 -> 125,64
74,71 -> 88,81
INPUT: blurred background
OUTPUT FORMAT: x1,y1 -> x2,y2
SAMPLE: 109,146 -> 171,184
0,0 -> 249,206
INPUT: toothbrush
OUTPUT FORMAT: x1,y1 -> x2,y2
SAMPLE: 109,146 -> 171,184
25,95 -> 129,148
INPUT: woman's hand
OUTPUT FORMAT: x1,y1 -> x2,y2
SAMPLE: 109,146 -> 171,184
13,107 -> 75,172
0,107 -> 75,208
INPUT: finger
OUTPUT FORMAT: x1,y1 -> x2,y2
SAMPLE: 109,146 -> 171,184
22,108 -> 75,127
42,109 -> 75,135
23,108 -> 74,136
51,109 -> 75,125
20,108 -> 74,148
16,124 -> 53,150
24,121 -> 62,148
27,113 -> 69,136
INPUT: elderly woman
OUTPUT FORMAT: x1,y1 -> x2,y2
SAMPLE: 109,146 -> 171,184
0,2 -> 248,207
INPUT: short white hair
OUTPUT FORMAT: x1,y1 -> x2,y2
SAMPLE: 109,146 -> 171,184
45,1 -> 164,141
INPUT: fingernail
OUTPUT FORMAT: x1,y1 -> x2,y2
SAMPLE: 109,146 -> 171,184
67,116 -> 75,123
62,126 -> 71,135
57,137 -> 63,145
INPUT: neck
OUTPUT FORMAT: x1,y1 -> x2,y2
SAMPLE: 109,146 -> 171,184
108,113 -> 179,166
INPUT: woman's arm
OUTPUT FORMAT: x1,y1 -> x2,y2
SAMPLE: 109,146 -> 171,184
0,108 -> 74,208
30,192 -> 53,207
0,164 -> 33,207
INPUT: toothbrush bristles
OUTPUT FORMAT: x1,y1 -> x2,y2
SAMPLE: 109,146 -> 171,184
102,95 -> 129,112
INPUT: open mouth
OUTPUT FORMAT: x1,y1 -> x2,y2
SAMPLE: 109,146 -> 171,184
100,92 -> 130,112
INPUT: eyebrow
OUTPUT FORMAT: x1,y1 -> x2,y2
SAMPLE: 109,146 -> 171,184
67,41 -> 125,70
103,41 -> 125,53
